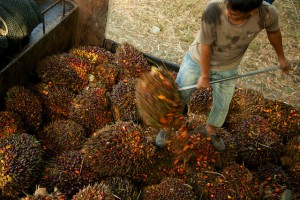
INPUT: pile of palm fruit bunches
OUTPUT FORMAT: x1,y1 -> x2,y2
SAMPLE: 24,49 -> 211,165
0,42 -> 299,200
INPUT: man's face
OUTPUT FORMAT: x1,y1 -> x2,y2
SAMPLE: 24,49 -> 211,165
226,2 -> 253,21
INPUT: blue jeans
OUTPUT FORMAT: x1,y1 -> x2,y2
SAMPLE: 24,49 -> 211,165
176,52 -> 238,127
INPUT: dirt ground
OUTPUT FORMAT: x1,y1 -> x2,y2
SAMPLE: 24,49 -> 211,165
106,0 -> 300,108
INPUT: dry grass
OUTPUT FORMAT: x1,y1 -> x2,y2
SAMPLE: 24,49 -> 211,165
106,0 -> 300,108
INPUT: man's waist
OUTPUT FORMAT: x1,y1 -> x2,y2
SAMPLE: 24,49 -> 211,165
188,47 -> 241,71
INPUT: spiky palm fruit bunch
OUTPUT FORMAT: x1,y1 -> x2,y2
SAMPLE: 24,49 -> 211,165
226,114 -> 283,169
36,53 -> 93,93
111,78 -> 141,123
114,42 -> 151,80
38,119 -> 86,157
284,136 -> 300,189
257,99 -> 300,142
219,164 -> 255,199
5,86 -> 43,133
141,177 -> 197,200
69,45 -> 114,65
41,150 -> 98,199
71,182 -> 115,200
188,88 -> 212,115
168,114 -> 218,171
226,88 -> 266,122
21,186 -> 67,200
136,67 -> 184,129
286,167 -> 300,198
189,170 -> 233,200
0,133 -> 43,198
69,86 -> 115,134
131,144 -> 179,186
193,164 -> 254,199
92,63 -> 120,91
0,111 -> 24,138
33,83 -> 75,121
218,129 -> 238,169
82,121 -> 156,177
104,177 -> 140,200
252,164 -> 289,199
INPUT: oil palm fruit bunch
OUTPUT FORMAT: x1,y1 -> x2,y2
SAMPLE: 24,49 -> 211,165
131,145 -> 178,186
252,164 -> 289,199
92,63 -> 120,91
21,186 -> 67,200
71,182 -> 115,200
104,176 -> 140,200
141,177 -> 197,200
136,66 -> 184,129
218,129 -> 238,169
227,88 -> 266,121
168,114 -> 218,171
69,45 -> 114,65
219,164 -> 255,199
286,167 -> 300,198
0,133 -> 43,198
82,121 -> 156,177
111,78 -> 141,123
69,86 -> 115,134
114,42 -> 151,80
36,53 -> 93,93
189,170 -> 233,200
38,119 -> 86,157
33,83 -> 75,121
227,114 -> 283,169
0,111 -> 24,139
286,136 -> 300,170
192,164 -> 254,199
257,99 -> 300,142
41,150 -> 98,199
188,88 -> 212,115
5,85 -> 43,133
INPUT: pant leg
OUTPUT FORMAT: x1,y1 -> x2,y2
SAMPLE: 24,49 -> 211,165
176,52 -> 201,106
206,68 -> 238,127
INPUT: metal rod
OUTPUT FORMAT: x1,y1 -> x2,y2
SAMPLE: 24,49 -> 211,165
43,15 -> 45,34
41,0 -> 62,14
63,0 -> 66,17
178,66 -> 279,91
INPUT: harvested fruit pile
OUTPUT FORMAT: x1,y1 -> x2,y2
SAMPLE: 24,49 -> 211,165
0,43 -> 299,200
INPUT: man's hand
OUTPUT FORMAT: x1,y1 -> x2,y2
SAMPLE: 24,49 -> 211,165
278,56 -> 291,74
197,75 -> 210,89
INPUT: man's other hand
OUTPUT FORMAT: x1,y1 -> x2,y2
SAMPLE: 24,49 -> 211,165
279,57 -> 291,74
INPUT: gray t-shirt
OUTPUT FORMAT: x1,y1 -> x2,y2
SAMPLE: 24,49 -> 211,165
189,0 -> 279,71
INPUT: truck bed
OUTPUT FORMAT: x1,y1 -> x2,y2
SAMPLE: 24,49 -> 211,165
0,0 -> 78,105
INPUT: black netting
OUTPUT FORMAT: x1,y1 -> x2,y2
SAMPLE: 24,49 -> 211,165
0,0 -> 43,47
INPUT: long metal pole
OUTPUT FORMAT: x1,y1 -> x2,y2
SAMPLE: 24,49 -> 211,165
178,66 -> 279,91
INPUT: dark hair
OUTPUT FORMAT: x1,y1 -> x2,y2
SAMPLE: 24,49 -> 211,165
226,0 -> 263,13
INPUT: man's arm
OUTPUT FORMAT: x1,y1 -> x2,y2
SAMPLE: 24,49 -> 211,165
197,44 -> 212,89
267,29 -> 290,73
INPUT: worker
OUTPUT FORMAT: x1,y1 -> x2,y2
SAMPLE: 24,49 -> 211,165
155,0 -> 290,151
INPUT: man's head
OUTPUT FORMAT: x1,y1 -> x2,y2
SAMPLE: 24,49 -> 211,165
226,0 -> 263,13
225,0 -> 263,21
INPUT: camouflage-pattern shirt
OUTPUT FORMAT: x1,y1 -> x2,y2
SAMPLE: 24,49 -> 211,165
189,0 -> 279,71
